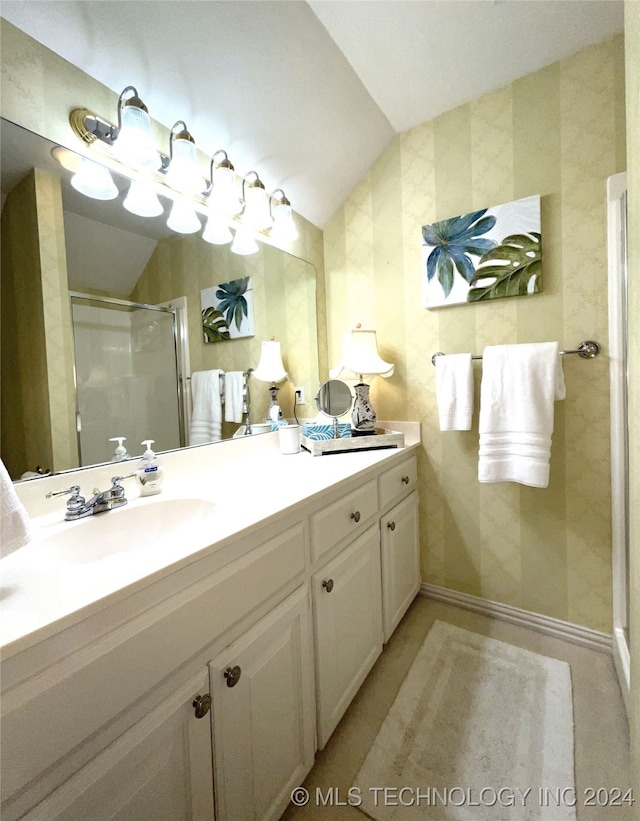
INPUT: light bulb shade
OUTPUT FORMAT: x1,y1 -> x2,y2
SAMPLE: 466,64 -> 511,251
167,200 -> 201,234
243,182 -> 273,230
202,213 -> 232,245
70,157 -> 118,200
123,181 -> 163,217
210,164 -> 242,215
230,225 -> 259,255
166,136 -> 203,194
270,201 -> 298,243
330,329 -> 394,379
253,341 -> 288,383
113,103 -> 159,171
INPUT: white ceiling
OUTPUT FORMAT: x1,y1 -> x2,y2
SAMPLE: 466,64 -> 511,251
1,0 -> 624,228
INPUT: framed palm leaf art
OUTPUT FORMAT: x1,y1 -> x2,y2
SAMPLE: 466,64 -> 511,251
201,277 -> 255,343
422,194 -> 541,309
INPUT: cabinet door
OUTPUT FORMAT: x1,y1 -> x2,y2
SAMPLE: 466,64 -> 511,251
313,524 -> 383,749
210,586 -> 315,821
28,671 -> 214,821
380,490 -> 420,643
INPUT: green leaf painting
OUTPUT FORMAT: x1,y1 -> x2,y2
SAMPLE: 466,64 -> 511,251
467,233 -> 542,302
202,307 -> 231,342
200,276 -> 255,343
422,195 -> 542,308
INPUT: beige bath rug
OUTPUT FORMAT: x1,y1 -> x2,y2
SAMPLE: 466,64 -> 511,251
354,621 -> 576,820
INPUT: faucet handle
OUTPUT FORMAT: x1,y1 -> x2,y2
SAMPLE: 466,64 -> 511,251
110,473 -> 136,488
46,485 -> 86,516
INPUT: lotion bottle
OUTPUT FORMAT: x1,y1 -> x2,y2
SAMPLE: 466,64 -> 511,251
136,440 -> 164,496
109,436 -> 129,462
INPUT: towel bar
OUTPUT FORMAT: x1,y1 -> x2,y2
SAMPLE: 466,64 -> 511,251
431,340 -> 600,366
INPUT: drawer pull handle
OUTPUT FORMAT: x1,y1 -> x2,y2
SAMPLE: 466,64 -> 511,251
193,693 -> 212,718
322,578 -> 334,593
224,665 -> 242,688
401,475 -> 410,484
387,521 -> 396,531
351,511 -> 361,523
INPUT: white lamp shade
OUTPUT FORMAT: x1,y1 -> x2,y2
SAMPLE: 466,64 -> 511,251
167,200 -> 201,234
253,341 -> 288,383
70,157 -> 118,200
165,137 -> 204,194
123,181 -> 163,217
230,225 -> 259,256
210,165 -> 242,215
113,104 -> 159,171
330,329 -> 394,379
202,213 -> 232,245
270,201 -> 298,243
243,184 -> 272,230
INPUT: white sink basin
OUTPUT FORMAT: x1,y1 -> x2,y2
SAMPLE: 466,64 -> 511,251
39,498 -> 217,563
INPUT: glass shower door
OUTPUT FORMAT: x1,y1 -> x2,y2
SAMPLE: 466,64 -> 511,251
70,295 -> 183,467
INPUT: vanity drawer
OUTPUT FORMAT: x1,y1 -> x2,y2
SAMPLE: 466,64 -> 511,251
310,479 -> 378,561
378,456 -> 417,510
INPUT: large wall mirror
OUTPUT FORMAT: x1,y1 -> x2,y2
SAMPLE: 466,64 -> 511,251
0,118 -> 320,480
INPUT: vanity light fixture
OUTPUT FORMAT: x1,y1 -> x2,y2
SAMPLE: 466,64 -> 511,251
112,86 -> 159,171
230,224 -> 259,255
253,339 -> 288,424
242,171 -> 273,230
70,156 -> 119,200
167,199 -> 201,234
330,327 -> 394,435
269,189 -> 299,243
123,180 -> 164,218
207,150 -> 242,215
165,121 -> 204,195
202,212 -> 233,245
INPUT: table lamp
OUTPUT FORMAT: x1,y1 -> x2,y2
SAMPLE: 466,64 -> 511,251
253,339 -> 288,424
330,328 -> 394,435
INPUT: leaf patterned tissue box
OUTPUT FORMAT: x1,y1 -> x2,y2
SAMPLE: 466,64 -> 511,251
302,423 -> 352,440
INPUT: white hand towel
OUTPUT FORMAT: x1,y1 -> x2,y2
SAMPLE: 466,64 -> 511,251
1,458 -> 31,558
478,342 -> 565,488
224,371 -> 244,423
189,369 -> 224,445
435,353 -> 474,430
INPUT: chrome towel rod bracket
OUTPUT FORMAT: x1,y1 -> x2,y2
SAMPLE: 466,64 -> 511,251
431,340 -> 600,367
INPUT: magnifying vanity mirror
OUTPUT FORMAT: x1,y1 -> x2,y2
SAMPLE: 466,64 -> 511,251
315,379 -> 352,438
1,118 -> 320,480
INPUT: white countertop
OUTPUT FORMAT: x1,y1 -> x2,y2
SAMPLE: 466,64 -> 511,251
1,427 -> 419,658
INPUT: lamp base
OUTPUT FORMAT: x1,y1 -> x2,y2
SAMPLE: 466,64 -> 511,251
351,382 -> 377,434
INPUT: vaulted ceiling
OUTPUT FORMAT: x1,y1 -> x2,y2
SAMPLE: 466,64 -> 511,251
1,0 -> 624,227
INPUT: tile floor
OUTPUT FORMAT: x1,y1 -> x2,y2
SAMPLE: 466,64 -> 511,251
281,595 -> 632,820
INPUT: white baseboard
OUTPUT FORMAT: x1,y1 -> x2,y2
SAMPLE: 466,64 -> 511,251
420,583 -> 612,654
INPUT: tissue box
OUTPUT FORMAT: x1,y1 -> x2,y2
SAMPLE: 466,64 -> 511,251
302,422 -> 351,440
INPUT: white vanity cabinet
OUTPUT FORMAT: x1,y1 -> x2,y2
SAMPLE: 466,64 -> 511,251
312,524 -> 383,748
1,442 -> 420,821
209,586 -> 315,821
380,491 -> 420,642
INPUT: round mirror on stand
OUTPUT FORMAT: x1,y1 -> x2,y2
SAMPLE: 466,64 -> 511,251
315,380 -> 352,438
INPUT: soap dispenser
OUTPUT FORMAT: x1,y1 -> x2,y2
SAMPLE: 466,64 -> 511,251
109,437 -> 129,462
136,440 -> 164,496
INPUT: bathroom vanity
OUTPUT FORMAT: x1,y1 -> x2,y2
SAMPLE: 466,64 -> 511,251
0,429 -> 419,821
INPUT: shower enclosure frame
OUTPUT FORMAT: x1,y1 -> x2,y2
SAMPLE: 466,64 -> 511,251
69,292 -> 187,467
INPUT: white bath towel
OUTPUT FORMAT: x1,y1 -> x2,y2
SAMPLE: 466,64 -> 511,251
1,458 -> 31,558
190,369 -> 224,445
478,342 -> 565,488
435,353 -> 474,430
224,371 -> 244,423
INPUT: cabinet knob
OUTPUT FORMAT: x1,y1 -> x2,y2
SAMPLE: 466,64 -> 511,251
192,693 -> 212,718
351,510 -> 361,523
401,475 -> 410,485
322,578 -> 334,593
224,665 -> 242,688
387,521 -> 396,531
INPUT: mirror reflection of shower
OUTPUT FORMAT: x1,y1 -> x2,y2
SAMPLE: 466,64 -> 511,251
70,294 -> 184,467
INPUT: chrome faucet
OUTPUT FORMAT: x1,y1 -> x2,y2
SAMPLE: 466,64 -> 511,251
46,474 -> 135,521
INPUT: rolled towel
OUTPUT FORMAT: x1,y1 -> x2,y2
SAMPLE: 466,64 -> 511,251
478,342 -> 565,488
224,371 -> 244,423
1,458 -> 31,558
435,353 -> 474,431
